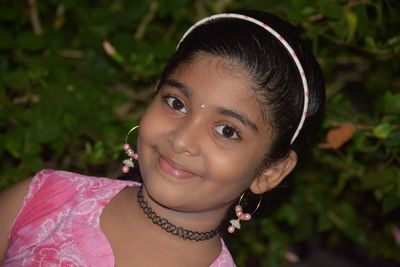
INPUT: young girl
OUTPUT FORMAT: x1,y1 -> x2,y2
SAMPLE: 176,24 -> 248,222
0,10 -> 324,266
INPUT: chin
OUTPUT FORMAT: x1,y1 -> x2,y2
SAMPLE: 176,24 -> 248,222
142,181 -> 191,214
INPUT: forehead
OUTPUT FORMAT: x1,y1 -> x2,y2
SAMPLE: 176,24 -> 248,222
170,54 -> 262,116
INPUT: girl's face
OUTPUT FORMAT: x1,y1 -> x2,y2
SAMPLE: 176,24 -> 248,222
138,54 -> 272,214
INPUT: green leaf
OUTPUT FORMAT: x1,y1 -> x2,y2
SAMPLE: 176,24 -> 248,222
0,5 -> 20,22
361,168 -> 397,190
383,129 -> 400,148
4,129 -> 24,158
318,213 -> 334,231
1,69 -> 30,90
0,165 -> 30,191
22,153 -> 44,172
365,36 -> 376,48
0,29 -> 14,50
373,123 -> 392,139
353,131 -> 380,153
381,92 -> 400,113
345,11 -> 357,43
276,204 -> 298,225
382,194 -> 400,214
336,202 -> 357,225
319,0 -> 341,19
16,32 -> 46,52
0,85 -> 6,104
24,142 -> 42,155
31,113 -> 63,143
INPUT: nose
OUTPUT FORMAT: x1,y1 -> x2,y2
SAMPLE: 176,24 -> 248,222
168,120 -> 201,156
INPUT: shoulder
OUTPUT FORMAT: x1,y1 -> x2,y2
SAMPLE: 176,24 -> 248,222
24,169 -> 137,195
0,176 -> 33,262
9,169 -> 138,216
0,169 -> 137,262
210,239 -> 236,267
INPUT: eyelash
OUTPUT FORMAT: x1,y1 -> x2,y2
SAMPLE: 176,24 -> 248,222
161,94 -> 242,141
162,94 -> 187,113
214,124 -> 241,141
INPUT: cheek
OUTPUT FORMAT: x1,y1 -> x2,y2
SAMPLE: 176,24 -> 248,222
137,103 -> 163,157
137,99 -> 177,167
139,101 -> 166,141
137,120 -> 163,189
207,146 -> 260,188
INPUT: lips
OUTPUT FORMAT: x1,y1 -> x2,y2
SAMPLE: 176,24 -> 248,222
158,154 -> 196,179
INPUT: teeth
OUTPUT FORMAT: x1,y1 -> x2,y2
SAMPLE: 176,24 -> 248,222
123,159 -> 134,167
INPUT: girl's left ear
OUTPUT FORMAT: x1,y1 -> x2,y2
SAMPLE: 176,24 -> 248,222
249,150 -> 297,194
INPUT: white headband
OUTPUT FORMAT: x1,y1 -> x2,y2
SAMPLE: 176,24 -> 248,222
177,13 -> 309,144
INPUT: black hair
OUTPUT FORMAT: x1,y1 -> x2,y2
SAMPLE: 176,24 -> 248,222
157,10 -> 325,168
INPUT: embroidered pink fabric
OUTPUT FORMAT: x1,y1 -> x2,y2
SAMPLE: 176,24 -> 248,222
2,169 -> 236,267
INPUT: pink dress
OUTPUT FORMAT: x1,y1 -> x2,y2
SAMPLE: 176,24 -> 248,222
2,169 -> 236,267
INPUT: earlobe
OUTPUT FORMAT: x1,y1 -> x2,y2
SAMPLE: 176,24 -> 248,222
249,151 -> 298,194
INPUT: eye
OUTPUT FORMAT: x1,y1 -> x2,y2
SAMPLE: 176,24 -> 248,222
214,125 -> 240,139
164,95 -> 187,113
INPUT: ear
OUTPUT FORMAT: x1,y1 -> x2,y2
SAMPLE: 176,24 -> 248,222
249,150 -> 297,194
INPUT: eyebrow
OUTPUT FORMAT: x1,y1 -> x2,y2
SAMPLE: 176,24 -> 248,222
217,108 -> 259,133
164,79 -> 191,97
164,79 -> 258,133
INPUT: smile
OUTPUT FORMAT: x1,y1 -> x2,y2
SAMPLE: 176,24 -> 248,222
158,154 -> 197,179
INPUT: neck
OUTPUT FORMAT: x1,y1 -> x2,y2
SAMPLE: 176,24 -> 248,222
136,185 -> 230,242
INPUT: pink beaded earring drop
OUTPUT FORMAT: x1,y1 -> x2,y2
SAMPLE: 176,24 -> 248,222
228,192 -> 262,233
122,125 -> 139,173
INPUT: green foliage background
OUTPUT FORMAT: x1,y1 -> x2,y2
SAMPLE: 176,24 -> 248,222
1,0 -> 399,266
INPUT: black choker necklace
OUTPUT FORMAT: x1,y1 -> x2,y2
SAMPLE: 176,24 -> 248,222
136,185 -> 219,241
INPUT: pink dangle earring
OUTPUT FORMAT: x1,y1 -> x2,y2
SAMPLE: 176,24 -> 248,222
121,125 -> 139,173
228,192 -> 262,233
